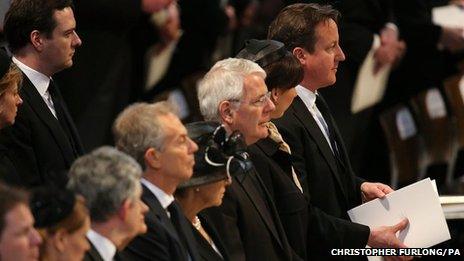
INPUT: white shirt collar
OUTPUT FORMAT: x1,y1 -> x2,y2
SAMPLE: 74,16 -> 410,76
141,178 -> 174,209
295,85 -> 334,152
86,229 -> 117,261
12,56 -> 50,96
295,85 -> 317,109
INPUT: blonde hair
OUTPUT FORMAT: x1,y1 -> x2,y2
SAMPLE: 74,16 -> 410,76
0,64 -> 22,96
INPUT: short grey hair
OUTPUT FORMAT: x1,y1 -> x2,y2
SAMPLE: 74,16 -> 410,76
113,101 -> 178,169
67,146 -> 142,223
198,58 -> 266,121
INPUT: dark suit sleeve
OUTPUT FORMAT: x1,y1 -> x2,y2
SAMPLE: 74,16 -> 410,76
309,204 -> 370,250
393,0 -> 441,48
74,0 -> 142,30
355,176 -> 366,195
337,0 -> 397,65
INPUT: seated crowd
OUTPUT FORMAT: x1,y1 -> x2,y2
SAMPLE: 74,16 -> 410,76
3,0 -> 462,260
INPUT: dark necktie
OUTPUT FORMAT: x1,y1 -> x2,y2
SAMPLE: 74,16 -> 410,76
167,202 -> 192,260
47,80 -> 78,157
315,95 -> 346,170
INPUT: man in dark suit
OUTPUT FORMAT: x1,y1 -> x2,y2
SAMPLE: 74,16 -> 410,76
269,3 -> 409,258
67,146 -> 149,261
197,58 -> 298,261
0,0 -> 83,187
113,101 -> 201,261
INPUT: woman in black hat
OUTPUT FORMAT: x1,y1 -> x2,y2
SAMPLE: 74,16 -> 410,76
175,122 -> 249,261
30,188 -> 90,261
0,50 -> 22,128
236,39 -> 309,260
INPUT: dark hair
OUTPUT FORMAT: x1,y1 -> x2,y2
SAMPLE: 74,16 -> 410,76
235,39 -> 304,91
30,187 -> 87,233
0,183 -> 28,234
263,53 -> 303,91
36,196 -> 88,258
268,3 -> 340,53
3,0 -> 73,52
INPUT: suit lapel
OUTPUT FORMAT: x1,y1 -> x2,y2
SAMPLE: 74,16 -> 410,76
141,185 -> 201,261
141,185 -> 184,247
234,169 -> 283,249
173,201 -> 200,261
290,97 -> 347,198
85,241 -> 104,261
255,137 -> 279,158
21,76 -> 75,165
255,138 -> 293,177
51,82 -> 84,154
199,214 -> 229,261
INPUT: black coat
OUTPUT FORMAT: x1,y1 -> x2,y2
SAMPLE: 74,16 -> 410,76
202,166 -> 295,261
274,96 -> 370,257
0,144 -> 19,185
248,138 -> 309,260
191,213 -> 230,261
0,74 -> 83,187
122,185 -> 200,261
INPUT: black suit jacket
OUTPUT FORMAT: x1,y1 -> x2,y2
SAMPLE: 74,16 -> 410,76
248,138 -> 309,260
122,184 -> 200,261
191,213 -> 230,261
203,165 -> 295,261
0,74 -> 83,187
274,96 -> 370,256
84,240 -> 127,261
84,241 -> 103,261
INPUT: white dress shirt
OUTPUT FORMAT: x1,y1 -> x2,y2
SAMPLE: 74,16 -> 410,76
141,179 -> 194,261
141,178 -> 174,216
87,229 -> 117,261
295,85 -> 335,153
12,56 -> 57,118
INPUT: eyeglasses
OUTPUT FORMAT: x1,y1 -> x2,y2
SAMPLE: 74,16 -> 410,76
230,91 -> 272,107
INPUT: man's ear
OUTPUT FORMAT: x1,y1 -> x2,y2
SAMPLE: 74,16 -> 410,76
271,88 -> 280,104
144,147 -> 161,169
218,100 -> 234,125
30,30 -> 45,51
292,47 -> 307,65
118,198 -> 131,221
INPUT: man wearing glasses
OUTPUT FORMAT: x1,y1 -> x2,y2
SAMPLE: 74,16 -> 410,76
197,58 -> 299,261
